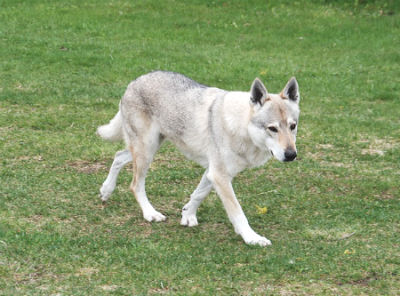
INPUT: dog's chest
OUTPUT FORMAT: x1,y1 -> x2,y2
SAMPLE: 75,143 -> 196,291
245,147 -> 271,168
223,143 -> 271,176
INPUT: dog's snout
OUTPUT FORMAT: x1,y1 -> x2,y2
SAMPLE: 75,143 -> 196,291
284,149 -> 297,162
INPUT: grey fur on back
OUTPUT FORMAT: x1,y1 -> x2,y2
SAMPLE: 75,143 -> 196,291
124,71 -> 208,109
122,71 -> 208,127
120,71 -> 226,165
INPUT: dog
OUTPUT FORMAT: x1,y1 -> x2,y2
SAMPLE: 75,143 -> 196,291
97,71 -> 300,246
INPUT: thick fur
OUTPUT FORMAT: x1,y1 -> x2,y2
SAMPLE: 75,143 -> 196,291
98,71 -> 300,246
97,110 -> 123,142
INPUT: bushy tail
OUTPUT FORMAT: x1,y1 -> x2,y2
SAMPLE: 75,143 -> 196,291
97,110 -> 123,142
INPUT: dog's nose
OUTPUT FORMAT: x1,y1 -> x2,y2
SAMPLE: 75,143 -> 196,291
284,149 -> 297,162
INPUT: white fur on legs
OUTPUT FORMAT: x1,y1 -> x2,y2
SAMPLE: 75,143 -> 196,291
231,214 -> 272,246
181,170 -> 213,227
131,178 -> 166,222
129,129 -> 166,223
143,208 -> 166,222
209,171 -> 272,247
100,149 -> 132,201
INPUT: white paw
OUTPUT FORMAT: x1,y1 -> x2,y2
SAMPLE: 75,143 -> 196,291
180,215 -> 198,227
143,210 -> 166,222
242,232 -> 272,247
99,186 -> 113,201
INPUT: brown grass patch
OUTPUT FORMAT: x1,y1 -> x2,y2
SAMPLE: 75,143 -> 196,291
360,137 -> 399,156
67,160 -> 108,174
75,267 -> 99,277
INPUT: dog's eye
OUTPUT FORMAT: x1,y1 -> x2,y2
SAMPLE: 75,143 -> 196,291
290,123 -> 297,130
268,126 -> 278,133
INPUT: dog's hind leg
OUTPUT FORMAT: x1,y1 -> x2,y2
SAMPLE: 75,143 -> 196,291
100,149 -> 132,202
128,127 -> 166,222
181,169 -> 213,227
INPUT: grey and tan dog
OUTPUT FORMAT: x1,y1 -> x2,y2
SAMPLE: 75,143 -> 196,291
97,71 -> 300,246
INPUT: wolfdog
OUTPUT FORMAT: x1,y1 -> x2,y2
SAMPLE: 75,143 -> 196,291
97,71 -> 300,246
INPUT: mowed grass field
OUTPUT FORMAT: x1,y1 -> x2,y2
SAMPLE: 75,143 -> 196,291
1,0 -> 399,294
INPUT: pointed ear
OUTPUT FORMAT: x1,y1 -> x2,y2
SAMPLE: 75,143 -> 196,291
250,78 -> 269,106
280,77 -> 300,103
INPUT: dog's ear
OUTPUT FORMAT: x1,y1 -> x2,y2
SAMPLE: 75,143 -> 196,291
250,78 -> 269,106
280,77 -> 299,103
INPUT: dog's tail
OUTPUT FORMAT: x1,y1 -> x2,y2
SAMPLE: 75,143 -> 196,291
97,108 -> 123,142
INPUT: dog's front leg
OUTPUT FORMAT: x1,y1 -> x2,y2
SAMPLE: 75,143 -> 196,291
208,171 -> 271,247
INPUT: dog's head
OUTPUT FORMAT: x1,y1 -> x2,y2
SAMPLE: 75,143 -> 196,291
248,77 -> 300,162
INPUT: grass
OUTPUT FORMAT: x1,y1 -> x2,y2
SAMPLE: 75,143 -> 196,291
1,0 -> 399,294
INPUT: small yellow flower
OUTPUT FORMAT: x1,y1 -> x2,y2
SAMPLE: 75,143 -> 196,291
344,248 -> 355,255
256,205 -> 268,215
260,70 -> 267,75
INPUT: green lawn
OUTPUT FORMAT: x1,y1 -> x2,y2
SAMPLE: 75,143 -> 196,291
1,0 -> 399,295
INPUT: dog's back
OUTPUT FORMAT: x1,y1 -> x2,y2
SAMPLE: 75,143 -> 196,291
123,71 -> 208,110
121,71 -> 225,166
